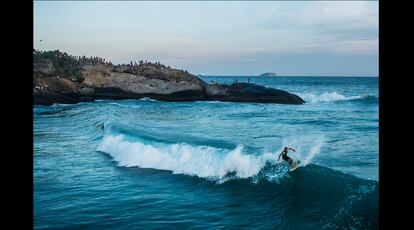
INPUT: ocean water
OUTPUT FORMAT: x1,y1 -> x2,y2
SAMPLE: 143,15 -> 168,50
34,76 -> 378,229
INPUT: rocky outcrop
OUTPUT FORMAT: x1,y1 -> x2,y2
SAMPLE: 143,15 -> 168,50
205,83 -> 305,104
33,50 -> 207,105
33,59 -> 55,75
260,72 -> 277,77
77,64 -> 206,101
33,50 -> 304,105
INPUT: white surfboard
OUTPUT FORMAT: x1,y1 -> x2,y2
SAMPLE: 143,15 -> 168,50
289,160 -> 300,172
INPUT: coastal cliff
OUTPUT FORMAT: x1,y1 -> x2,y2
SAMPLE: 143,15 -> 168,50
33,50 -> 304,105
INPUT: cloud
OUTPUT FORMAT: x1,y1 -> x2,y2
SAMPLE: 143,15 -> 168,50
332,38 -> 379,54
35,1 -> 378,59
253,1 -> 378,55
259,2 -> 378,30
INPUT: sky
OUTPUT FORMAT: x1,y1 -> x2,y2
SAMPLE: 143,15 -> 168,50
34,1 -> 378,76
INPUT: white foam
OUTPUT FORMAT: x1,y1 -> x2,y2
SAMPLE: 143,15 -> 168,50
98,134 -> 325,181
98,134 -> 278,179
280,135 -> 325,166
107,102 -> 141,108
139,97 -> 157,102
297,92 -> 370,103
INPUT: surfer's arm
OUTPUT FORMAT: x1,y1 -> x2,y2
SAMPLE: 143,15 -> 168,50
288,148 -> 296,152
277,152 -> 282,161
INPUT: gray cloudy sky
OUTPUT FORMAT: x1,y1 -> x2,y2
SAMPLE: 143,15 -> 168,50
34,1 -> 378,76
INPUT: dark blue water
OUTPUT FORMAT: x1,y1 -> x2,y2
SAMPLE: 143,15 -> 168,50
34,76 -> 378,229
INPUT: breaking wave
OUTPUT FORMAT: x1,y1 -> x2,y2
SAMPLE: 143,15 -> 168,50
97,133 -> 324,182
298,92 -> 377,103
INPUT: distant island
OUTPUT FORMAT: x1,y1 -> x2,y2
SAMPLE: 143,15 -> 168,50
260,72 -> 277,77
33,50 -> 304,105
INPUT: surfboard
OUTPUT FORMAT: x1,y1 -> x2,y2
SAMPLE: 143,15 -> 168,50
289,160 -> 300,172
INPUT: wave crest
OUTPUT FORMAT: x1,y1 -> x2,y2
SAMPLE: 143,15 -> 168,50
98,134 -> 274,179
298,92 -> 377,103
98,134 -> 324,181
139,97 -> 157,102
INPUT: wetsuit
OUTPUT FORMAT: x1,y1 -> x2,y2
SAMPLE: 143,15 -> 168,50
281,151 -> 293,164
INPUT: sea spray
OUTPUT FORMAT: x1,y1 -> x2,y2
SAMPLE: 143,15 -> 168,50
98,134 -> 325,181
297,92 -> 376,103
139,97 -> 157,102
98,134 -> 273,179
280,135 -> 325,166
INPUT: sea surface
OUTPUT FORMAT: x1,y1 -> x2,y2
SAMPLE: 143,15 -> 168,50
34,76 -> 378,229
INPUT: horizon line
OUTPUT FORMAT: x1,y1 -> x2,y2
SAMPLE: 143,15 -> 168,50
197,75 -> 378,77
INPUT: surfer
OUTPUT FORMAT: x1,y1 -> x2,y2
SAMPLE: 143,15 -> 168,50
277,147 -> 296,167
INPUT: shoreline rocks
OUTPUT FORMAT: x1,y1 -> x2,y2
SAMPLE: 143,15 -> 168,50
33,50 -> 305,105
205,83 -> 304,104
